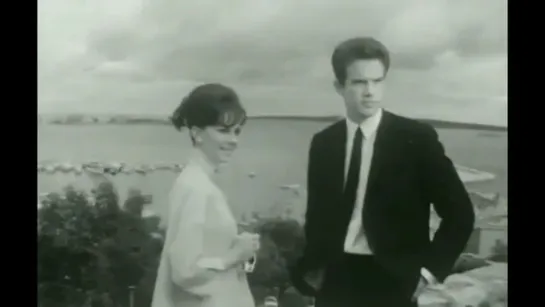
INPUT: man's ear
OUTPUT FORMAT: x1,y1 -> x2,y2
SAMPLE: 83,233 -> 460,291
333,80 -> 344,95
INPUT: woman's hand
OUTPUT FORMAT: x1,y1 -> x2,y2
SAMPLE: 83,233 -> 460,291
232,232 -> 260,262
224,232 -> 260,269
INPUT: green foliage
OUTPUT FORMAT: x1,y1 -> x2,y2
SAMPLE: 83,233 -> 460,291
244,215 -> 306,304
38,185 -> 307,307
487,240 -> 507,263
38,184 -> 162,307
38,183 -> 502,307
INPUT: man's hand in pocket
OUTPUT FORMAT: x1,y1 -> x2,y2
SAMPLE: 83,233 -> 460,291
411,277 -> 427,302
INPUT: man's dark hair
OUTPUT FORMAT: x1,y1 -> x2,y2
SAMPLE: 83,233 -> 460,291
170,83 -> 247,132
331,37 -> 391,85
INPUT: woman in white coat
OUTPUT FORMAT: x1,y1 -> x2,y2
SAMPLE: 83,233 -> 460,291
151,83 -> 260,307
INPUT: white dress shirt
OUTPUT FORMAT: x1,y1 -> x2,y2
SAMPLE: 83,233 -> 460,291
341,108 -> 438,286
151,150 -> 255,307
343,108 -> 383,254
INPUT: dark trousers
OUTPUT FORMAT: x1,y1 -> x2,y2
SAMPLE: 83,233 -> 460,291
316,254 -> 417,307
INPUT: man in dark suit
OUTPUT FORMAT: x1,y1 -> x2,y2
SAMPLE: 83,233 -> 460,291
290,37 -> 476,307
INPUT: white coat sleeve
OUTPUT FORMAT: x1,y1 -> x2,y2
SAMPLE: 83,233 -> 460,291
168,190 -> 234,296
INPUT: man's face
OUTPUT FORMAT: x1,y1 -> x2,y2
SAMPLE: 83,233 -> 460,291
335,59 -> 386,120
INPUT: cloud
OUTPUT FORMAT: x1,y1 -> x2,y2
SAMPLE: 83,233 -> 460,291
38,0 -> 507,126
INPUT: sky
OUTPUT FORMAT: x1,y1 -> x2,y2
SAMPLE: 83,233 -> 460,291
38,0 -> 507,126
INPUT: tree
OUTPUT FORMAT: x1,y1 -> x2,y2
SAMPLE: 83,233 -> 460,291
37,183 -> 307,307
487,239 -> 507,263
245,215 -> 306,304
38,183 -> 162,307
39,180 -> 496,306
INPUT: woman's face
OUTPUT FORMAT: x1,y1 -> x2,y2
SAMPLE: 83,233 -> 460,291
192,123 -> 243,166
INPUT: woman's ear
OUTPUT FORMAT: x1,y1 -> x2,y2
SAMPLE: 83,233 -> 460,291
189,126 -> 203,145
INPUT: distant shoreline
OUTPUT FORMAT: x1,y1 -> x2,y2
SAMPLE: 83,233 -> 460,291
37,114 -> 507,132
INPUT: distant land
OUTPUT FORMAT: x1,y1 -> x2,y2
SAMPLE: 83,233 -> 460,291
37,114 -> 507,132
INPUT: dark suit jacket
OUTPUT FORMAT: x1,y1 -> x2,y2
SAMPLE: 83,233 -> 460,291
291,110 -> 475,297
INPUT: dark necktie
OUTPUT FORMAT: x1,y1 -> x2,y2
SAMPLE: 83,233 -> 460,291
343,128 -> 363,208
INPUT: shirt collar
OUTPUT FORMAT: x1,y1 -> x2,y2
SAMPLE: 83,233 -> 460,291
345,108 -> 383,139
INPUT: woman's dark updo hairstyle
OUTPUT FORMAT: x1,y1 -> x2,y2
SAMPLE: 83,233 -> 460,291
170,83 -> 247,131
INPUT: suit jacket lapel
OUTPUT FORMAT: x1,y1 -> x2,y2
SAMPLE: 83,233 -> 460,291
365,111 -> 395,202
328,120 -> 348,197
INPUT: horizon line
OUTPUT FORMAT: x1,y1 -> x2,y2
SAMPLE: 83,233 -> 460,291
38,113 -> 507,132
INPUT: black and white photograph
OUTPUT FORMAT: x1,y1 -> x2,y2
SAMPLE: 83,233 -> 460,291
38,1 -> 507,306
